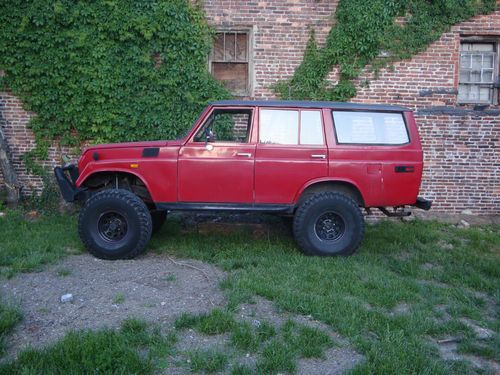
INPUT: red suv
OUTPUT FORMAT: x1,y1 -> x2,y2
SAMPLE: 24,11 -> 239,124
55,100 -> 431,259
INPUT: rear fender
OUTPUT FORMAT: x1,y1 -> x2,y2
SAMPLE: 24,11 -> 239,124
294,178 -> 367,206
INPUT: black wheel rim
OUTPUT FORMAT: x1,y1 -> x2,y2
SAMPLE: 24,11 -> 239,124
97,211 -> 128,242
314,211 -> 346,242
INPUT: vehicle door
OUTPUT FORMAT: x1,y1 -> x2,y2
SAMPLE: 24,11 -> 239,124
254,108 -> 328,204
178,107 -> 256,203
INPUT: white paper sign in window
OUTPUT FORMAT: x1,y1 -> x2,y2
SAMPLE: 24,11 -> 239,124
300,111 -> 324,145
259,109 -> 299,145
333,111 -> 409,145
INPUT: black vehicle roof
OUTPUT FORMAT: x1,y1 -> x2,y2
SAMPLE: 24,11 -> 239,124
209,100 -> 410,112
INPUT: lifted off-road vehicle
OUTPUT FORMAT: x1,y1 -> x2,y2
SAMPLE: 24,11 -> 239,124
55,100 -> 431,259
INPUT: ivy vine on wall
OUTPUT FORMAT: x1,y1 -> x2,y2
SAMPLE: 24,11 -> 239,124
274,0 -> 497,101
0,0 -> 229,170
0,0 -> 497,174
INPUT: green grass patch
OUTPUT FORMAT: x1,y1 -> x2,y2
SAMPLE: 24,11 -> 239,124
0,318 -> 176,374
113,293 -> 125,304
0,300 -> 21,356
175,309 -> 236,335
0,211 -> 81,278
257,338 -> 296,374
56,268 -> 71,277
281,320 -> 334,359
1,212 -> 498,373
230,363 -> 254,375
187,349 -> 228,373
151,217 -> 500,374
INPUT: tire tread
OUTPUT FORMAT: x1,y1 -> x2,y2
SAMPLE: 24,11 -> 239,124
78,189 -> 152,260
293,192 -> 364,256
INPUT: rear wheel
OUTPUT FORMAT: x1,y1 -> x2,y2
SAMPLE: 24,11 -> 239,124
78,189 -> 152,260
293,192 -> 364,256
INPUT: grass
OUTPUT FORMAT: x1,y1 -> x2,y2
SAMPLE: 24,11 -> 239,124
151,216 -> 499,374
56,268 -> 71,277
0,300 -> 21,356
187,349 -> 228,373
0,318 -> 177,374
163,272 -> 176,282
113,293 -> 126,304
175,308 -> 236,335
0,211 -> 81,278
0,210 -> 498,373
175,308 -> 333,373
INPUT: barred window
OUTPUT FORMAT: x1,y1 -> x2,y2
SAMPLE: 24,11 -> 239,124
458,43 -> 498,104
209,31 -> 251,97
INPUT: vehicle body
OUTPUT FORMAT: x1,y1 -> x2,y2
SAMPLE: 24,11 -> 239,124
55,100 -> 431,259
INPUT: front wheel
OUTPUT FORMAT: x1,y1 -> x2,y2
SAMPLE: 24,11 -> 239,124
78,189 -> 152,260
293,192 -> 364,256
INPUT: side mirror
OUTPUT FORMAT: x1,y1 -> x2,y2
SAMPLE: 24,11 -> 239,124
205,129 -> 215,143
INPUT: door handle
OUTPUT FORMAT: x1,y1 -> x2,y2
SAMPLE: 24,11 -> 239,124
311,154 -> 326,159
236,152 -> 252,157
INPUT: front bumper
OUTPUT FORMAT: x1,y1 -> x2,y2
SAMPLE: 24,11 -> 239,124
54,164 -> 83,202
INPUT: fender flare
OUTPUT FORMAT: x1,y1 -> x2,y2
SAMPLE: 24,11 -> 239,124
293,177 -> 367,206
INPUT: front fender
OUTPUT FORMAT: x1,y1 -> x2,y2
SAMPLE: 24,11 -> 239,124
76,162 -> 155,199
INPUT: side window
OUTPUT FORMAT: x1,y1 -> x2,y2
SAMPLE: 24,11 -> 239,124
332,111 -> 409,145
259,109 -> 324,145
259,110 -> 299,145
194,109 -> 252,143
300,111 -> 323,145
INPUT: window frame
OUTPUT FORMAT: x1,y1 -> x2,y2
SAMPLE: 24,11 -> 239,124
192,107 -> 254,145
258,108 -> 325,146
209,28 -> 254,97
458,37 -> 500,105
331,110 -> 411,146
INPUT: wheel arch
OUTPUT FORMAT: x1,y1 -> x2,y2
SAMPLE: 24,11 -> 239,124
295,179 -> 366,207
78,169 -> 154,204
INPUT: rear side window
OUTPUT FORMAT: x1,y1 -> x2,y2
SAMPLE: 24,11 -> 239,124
300,111 -> 323,145
260,109 -> 324,145
332,111 -> 409,145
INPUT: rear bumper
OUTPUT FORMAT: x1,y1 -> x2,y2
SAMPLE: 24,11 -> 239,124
54,164 -> 83,202
412,197 -> 432,211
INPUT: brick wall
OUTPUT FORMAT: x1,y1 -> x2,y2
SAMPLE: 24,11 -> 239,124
0,2 -> 498,214
0,92 -> 71,195
349,11 -> 500,214
203,0 -> 338,98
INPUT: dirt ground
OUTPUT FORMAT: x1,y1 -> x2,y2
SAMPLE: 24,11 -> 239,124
1,253 -> 363,374
2,254 -> 226,358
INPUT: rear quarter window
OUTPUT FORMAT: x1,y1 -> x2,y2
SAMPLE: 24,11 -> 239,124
332,111 -> 409,145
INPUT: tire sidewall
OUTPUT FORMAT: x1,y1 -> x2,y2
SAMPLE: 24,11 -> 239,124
294,193 -> 364,256
79,190 -> 151,259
